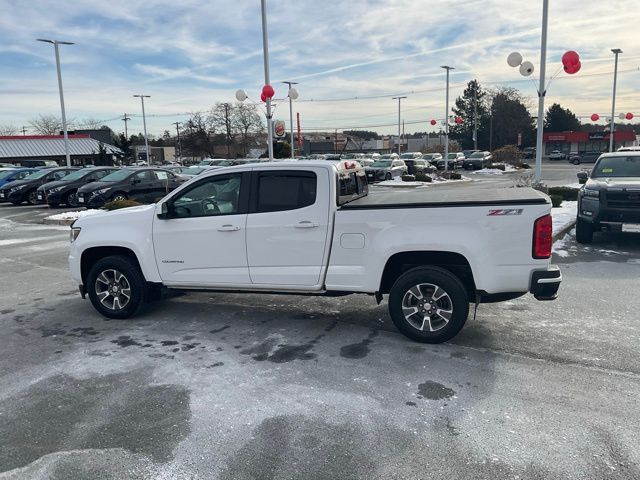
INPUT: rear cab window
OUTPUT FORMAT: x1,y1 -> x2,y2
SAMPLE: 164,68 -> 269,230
253,171 -> 317,213
337,164 -> 368,206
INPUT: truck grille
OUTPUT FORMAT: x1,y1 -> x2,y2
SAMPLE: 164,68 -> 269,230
606,191 -> 640,209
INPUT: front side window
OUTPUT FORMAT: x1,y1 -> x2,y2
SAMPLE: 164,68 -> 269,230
256,172 -> 316,213
154,170 -> 170,181
134,171 -> 152,182
171,174 -> 242,218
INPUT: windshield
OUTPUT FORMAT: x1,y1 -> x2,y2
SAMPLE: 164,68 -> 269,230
469,152 -> 485,158
371,160 -> 392,168
447,153 -> 458,159
592,156 -> 640,178
23,170 -> 50,180
57,169 -> 90,181
400,154 -> 418,159
0,170 -> 18,180
184,167 -> 207,175
100,169 -> 135,182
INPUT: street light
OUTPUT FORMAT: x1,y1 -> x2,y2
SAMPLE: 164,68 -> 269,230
282,81 -> 299,159
610,48 -> 623,153
133,95 -> 151,164
392,96 -> 407,155
441,66 -> 454,171
36,38 -> 74,167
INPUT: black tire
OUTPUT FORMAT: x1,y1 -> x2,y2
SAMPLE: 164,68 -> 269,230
111,192 -> 128,202
48,203 -> 60,209
385,172 -> 393,180
575,217 -> 593,244
388,266 -> 469,343
63,190 -> 79,207
10,200 -> 22,206
572,159 -> 580,165
26,190 -> 37,205
86,255 -> 146,319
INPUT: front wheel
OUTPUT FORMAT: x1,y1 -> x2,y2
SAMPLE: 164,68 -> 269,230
575,217 -> 593,244
388,266 -> 469,343
111,192 -> 128,202
27,190 -> 37,205
385,172 -> 393,180
86,255 -> 146,319
64,190 -> 79,207
572,159 -> 580,165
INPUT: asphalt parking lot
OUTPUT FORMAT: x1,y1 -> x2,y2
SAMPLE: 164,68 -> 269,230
1,198 -> 639,479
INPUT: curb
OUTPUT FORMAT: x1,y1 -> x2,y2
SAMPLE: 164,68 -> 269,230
43,218 -> 75,226
553,219 -> 577,243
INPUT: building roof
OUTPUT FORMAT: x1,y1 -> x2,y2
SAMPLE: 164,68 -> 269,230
0,135 -> 122,159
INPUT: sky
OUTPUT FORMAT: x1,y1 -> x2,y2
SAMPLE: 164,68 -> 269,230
0,0 -> 639,137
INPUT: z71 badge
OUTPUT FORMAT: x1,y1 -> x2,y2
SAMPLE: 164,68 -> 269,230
487,208 -> 524,216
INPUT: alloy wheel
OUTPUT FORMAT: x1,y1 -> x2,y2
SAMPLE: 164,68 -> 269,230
94,269 -> 132,311
401,283 -> 453,332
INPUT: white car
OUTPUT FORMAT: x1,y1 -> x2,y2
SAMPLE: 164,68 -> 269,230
549,150 -> 565,160
69,161 -> 560,343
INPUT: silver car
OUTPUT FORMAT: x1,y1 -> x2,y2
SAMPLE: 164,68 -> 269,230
365,159 -> 408,182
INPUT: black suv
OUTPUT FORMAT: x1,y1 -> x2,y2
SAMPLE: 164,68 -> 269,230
77,167 -> 185,207
569,151 -> 602,165
576,153 -> 640,243
0,167 -> 79,205
37,167 -> 118,207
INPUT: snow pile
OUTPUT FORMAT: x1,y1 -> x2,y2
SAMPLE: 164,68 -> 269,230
44,209 -> 104,221
471,164 -> 519,175
551,201 -> 577,234
376,175 -> 470,187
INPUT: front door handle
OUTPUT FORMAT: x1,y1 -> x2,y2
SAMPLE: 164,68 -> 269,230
217,224 -> 241,232
295,221 -> 319,228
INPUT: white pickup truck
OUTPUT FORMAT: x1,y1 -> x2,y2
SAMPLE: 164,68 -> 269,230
69,161 -> 561,343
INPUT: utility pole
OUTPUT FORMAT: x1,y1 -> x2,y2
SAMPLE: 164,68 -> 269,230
22,126 -> 27,136
533,0 -> 549,185
473,86 -> 478,150
122,113 -> 131,138
610,48 -> 623,153
392,96 -> 407,155
37,39 -> 74,166
489,112 -> 493,152
282,81 -> 299,159
133,95 -> 151,164
173,121 -> 182,162
260,0 -> 274,161
441,66 -> 454,171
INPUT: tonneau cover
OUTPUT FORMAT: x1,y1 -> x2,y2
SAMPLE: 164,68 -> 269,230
341,184 -> 549,209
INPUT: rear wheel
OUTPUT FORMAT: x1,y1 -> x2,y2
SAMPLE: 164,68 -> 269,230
64,190 -> 79,207
26,190 -> 37,205
576,217 -> 593,244
86,255 -> 146,319
385,172 -> 393,180
388,267 -> 469,343
572,159 -> 580,165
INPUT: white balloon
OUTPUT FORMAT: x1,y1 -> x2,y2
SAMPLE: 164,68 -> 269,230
507,52 -> 523,68
288,87 -> 299,100
618,112 -> 625,120
235,89 -> 248,102
519,61 -> 534,77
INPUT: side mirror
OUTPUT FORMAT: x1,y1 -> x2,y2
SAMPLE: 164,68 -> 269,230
132,178 -> 140,184
577,171 -> 588,184
157,201 -> 171,219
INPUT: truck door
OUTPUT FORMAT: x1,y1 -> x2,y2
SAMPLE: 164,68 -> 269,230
245,168 -> 331,286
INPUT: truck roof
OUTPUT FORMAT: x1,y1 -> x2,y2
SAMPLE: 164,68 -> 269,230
342,183 -> 549,209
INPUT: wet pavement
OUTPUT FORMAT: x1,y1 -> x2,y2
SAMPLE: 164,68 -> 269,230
1,202 -> 639,479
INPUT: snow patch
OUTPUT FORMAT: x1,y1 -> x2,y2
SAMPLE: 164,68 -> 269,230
44,209 -> 104,221
551,201 -> 577,234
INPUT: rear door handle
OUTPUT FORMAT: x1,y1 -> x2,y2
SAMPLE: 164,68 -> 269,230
295,221 -> 319,228
217,224 -> 241,232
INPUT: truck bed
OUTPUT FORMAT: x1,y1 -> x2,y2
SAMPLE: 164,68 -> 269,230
341,184 -> 549,209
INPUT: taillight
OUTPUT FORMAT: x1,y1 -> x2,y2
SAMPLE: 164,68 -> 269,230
533,214 -> 552,259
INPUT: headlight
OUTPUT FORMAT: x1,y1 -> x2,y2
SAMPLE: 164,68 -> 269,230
11,185 -> 27,192
70,227 -> 81,243
49,186 -> 65,193
582,188 -> 599,199
93,188 -> 110,196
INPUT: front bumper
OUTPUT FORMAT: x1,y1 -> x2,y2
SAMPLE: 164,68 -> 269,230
578,197 -> 640,230
78,192 -> 107,208
3,189 -> 26,203
530,265 -> 561,301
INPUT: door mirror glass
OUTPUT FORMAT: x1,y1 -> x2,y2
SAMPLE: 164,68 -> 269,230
577,171 -> 589,184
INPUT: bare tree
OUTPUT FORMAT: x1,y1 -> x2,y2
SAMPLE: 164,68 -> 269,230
75,117 -> 105,130
0,124 -> 18,136
232,102 -> 264,157
209,103 -> 237,158
29,114 -> 62,135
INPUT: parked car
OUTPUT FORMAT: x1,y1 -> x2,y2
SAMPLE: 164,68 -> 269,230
18,159 -> 59,168
37,167 -> 118,207
548,150 -> 565,161
365,159 -> 408,182
77,168 -> 185,208
568,151 -> 602,165
617,146 -> 640,152
463,151 -> 492,170
197,159 -> 237,167
359,157 -> 375,167
403,158 -> 433,175
437,152 -> 465,170
399,152 -> 423,161
0,163 -> 15,168
178,166 -> 218,178
522,147 -> 536,159
0,168 -> 38,188
575,152 -> 640,243
422,153 -> 443,166
70,160 -> 561,344
0,167 -> 78,205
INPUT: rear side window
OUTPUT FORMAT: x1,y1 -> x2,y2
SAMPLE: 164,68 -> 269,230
255,171 -> 316,213
338,169 -> 368,205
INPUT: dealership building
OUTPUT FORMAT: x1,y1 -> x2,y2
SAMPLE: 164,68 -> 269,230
543,130 -> 637,155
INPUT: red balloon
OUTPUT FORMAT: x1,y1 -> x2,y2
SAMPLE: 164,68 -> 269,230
260,92 -> 266,102
456,116 -> 463,124
564,61 -> 581,75
262,84 -> 275,99
626,112 -> 634,120
430,119 -> 437,126
562,50 -> 580,68
590,114 -> 599,122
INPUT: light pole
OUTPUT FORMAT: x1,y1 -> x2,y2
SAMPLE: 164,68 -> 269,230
122,113 -> 131,139
282,81 -> 299,158
173,121 -> 182,162
37,38 -> 74,167
392,96 -> 407,155
441,66 -> 454,171
532,0 -> 549,185
133,95 -> 151,164
260,0 -> 274,161
610,48 -> 622,153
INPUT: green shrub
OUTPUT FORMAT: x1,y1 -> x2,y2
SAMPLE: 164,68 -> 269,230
548,186 -> 579,201
414,172 -> 432,182
401,174 -> 416,182
549,194 -> 563,208
441,171 -> 462,180
488,164 -> 506,171
103,199 -> 143,210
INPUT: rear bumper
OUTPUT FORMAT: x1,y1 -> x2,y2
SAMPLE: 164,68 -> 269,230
530,265 -> 561,301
